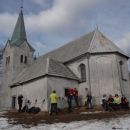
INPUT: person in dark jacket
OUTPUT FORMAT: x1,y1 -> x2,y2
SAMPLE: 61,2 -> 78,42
121,95 -> 129,109
86,93 -> 92,109
73,88 -> 79,107
18,94 -> 23,113
67,89 -> 73,112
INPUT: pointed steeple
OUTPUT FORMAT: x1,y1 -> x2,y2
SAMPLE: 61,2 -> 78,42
10,9 -> 27,45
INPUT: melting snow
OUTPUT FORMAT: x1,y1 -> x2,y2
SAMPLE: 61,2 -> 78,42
0,111 -> 130,130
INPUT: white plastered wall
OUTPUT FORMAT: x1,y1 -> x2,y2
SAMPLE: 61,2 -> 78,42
89,54 -> 121,104
47,76 -> 79,108
116,55 -> 130,101
66,56 -> 89,105
66,54 -> 126,106
11,77 -> 48,111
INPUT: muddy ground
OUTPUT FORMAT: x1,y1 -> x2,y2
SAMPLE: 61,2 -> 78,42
1,107 -> 130,126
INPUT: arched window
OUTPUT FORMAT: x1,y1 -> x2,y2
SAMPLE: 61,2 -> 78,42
79,63 -> 86,82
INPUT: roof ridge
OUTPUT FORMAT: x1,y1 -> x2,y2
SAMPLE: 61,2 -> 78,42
46,58 -> 50,74
87,29 -> 97,52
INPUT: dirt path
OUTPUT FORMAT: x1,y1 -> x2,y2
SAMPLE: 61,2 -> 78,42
2,107 -> 130,126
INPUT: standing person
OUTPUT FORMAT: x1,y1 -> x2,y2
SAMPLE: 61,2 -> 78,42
67,89 -> 73,112
85,88 -> 92,109
86,93 -> 92,109
18,94 -> 23,113
49,90 -> 58,115
57,97 -> 62,112
73,88 -> 79,108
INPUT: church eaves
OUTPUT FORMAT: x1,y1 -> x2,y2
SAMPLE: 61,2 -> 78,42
10,9 -> 27,45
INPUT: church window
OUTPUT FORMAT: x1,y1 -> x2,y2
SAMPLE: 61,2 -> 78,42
6,56 -> 10,65
79,63 -> 86,82
24,56 -> 27,64
20,55 -> 23,63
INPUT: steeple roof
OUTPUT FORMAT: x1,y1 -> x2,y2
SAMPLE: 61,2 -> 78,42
10,9 -> 27,45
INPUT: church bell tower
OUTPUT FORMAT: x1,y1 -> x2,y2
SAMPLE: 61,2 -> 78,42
1,6 -> 35,108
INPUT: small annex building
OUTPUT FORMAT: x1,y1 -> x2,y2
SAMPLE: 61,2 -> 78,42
0,8 -> 130,111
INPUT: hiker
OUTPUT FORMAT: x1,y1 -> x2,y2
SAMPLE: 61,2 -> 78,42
67,88 -> 73,112
101,94 -> 108,111
113,94 -> 121,110
28,99 -> 41,114
73,88 -> 79,107
121,95 -> 129,109
49,90 -> 58,115
22,100 -> 31,112
107,95 -> 114,111
18,94 -> 23,113
86,92 -> 92,109
57,97 -> 62,112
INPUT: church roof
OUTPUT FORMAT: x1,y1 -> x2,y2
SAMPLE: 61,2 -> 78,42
39,29 -> 129,63
10,9 -> 34,51
11,10 -> 27,45
11,29 -> 129,87
11,58 -> 79,86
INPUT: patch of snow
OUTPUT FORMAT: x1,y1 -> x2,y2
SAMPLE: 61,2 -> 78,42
80,111 -> 104,115
0,115 -> 130,130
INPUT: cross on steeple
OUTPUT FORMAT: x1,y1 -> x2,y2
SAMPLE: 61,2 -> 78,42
21,0 -> 23,9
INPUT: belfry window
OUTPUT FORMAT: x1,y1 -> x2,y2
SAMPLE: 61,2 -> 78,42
79,63 -> 86,82
6,56 -> 10,65
24,56 -> 27,64
20,55 -> 23,63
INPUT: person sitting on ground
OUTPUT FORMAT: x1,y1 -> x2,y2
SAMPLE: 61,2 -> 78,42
113,94 -> 121,110
101,94 -> 108,111
22,100 -> 31,112
107,95 -> 114,111
29,99 -> 41,114
121,95 -> 129,109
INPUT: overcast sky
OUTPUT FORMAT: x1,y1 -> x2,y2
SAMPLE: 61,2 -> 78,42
0,0 -> 130,56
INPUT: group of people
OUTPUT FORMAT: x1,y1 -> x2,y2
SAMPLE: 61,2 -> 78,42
17,95 -> 41,114
101,94 -> 129,111
49,89 -> 79,115
17,89 -> 129,115
49,88 -> 93,115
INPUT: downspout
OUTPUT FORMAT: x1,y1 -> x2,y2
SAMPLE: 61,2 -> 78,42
116,57 -> 123,96
87,53 -> 91,93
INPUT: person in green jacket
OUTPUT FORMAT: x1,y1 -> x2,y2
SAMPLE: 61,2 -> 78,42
113,94 -> 121,110
49,90 -> 58,115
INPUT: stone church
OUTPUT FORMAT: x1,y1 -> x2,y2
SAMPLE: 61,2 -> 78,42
1,8 -> 130,111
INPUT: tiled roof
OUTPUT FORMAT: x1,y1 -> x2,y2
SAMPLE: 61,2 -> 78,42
11,58 -> 79,85
11,29 -> 129,86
